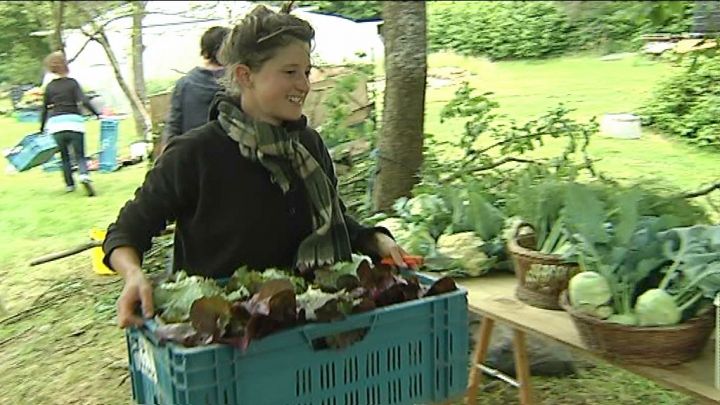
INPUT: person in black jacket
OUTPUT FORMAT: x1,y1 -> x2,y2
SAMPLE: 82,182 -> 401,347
40,51 -> 101,196
105,5 -> 408,328
160,26 -> 230,151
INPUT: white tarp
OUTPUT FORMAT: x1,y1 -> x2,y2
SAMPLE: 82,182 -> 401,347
55,1 -> 383,114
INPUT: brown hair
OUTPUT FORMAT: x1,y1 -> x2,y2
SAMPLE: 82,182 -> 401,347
200,26 -> 230,65
44,51 -> 69,75
218,5 -> 315,97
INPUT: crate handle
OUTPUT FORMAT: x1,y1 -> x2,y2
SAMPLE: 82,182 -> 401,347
301,314 -> 378,351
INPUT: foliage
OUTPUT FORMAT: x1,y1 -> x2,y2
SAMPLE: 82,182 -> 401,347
561,1 -> 693,54
641,52 -> 720,150
417,81 -> 598,200
428,1 -> 573,60
0,1 -> 125,85
568,221 -> 720,326
427,1 -> 693,60
315,65 -> 376,147
563,181 -> 717,326
0,2 -> 52,84
295,1 -> 382,20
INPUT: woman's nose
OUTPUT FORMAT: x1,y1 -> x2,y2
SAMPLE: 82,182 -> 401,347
297,74 -> 310,92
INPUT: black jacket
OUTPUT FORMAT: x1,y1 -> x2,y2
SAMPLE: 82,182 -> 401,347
104,96 -> 384,278
162,67 -> 224,143
40,77 -> 100,132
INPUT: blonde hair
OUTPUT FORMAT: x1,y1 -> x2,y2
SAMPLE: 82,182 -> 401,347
44,51 -> 69,75
217,5 -> 314,98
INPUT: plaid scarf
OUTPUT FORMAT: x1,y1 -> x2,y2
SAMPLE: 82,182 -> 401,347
217,100 -> 352,270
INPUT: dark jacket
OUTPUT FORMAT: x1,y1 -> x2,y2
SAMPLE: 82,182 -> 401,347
40,77 -> 100,132
162,67 -> 224,143
104,96 -> 385,279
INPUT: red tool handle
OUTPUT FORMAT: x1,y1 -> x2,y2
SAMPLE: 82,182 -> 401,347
380,255 -> 424,267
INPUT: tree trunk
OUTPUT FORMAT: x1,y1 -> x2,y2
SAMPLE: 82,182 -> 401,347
371,2 -> 427,212
131,1 -> 148,139
92,26 -> 152,140
51,1 -> 65,52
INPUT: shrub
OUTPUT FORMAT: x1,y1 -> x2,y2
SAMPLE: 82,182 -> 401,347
641,53 -> 720,149
427,1 -> 694,60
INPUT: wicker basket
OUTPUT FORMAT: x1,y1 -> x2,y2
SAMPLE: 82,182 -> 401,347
507,225 -> 580,310
559,291 -> 715,366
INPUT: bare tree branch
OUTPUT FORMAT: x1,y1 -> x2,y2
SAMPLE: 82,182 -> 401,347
475,156 -> 539,171
475,133 -> 544,155
682,180 -> 720,199
81,23 -> 151,138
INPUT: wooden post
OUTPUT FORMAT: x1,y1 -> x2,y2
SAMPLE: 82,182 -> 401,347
512,330 -> 534,405
465,317 -> 495,405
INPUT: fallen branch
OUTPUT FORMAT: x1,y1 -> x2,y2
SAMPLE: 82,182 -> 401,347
682,180 -> 720,199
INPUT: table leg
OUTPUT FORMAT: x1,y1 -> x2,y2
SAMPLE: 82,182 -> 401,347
465,317 -> 495,405
512,329 -> 534,405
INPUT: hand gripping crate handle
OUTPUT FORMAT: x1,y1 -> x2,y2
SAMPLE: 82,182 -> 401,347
301,313 -> 378,350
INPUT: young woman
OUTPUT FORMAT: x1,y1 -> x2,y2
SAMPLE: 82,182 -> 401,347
161,26 -> 230,149
40,51 -> 101,196
104,5 -> 408,328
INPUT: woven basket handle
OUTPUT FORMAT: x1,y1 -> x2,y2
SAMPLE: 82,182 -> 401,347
512,220 -> 535,239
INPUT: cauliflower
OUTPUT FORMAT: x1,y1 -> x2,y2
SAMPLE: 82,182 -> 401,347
435,232 -> 493,277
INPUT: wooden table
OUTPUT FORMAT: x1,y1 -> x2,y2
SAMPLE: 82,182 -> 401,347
459,273 -> 719,405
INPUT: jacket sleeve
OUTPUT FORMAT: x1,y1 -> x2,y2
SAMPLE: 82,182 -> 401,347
162,78 -> 185,146
40,89 -> 49,133
102,135 -> 199,269
307,129 -> 393,252
74,79 -> 100,117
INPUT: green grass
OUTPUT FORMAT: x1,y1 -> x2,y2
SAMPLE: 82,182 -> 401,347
0,52 -> 717,404
422,52 -> 719,203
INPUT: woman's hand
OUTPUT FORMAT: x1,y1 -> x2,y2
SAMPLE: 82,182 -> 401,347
117,270 -> 154,328
365,232 -> 412,268
110,246 -> 154,328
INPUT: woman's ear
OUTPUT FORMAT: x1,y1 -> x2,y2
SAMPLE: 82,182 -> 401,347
234,64 -> 253,89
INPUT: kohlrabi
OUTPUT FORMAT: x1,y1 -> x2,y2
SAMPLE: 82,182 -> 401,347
634,288 -> 681,326
633,225 -> 720,326
569,271 -> 611,307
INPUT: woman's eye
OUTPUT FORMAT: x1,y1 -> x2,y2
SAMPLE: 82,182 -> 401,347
285,70 -> 295,75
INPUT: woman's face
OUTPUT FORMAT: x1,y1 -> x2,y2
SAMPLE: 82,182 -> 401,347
239,40 -> 312,125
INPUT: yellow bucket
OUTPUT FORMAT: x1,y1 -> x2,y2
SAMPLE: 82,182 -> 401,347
90,228 -> 116,275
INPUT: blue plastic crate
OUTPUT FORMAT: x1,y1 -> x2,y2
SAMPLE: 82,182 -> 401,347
5,132 -> 58,172
15,109 -> 41,123
126,275 -> 469,405
99,119 -> 120,172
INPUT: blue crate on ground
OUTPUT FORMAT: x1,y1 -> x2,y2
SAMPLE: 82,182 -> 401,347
126,276 -> 468,405
99,119 -> 120,172
5,132 -> 58,172
15,109 -> 41,123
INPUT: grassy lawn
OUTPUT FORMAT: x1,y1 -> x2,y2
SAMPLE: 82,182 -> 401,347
0,52 -> 717,404
423,52 -> 718,196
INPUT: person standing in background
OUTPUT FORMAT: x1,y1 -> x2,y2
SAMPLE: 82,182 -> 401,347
40,51 -> 101,197
160,26 -> 230,150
